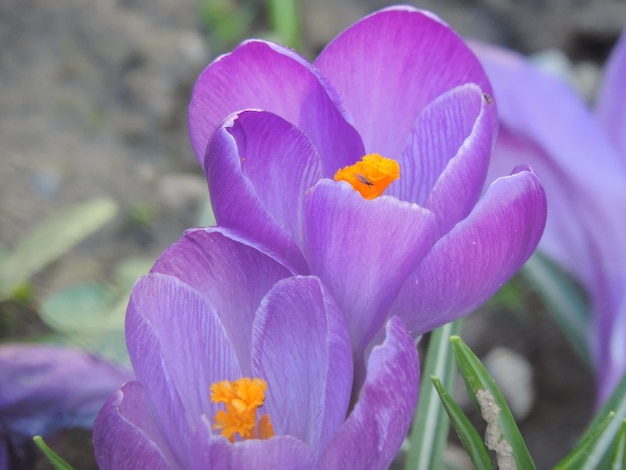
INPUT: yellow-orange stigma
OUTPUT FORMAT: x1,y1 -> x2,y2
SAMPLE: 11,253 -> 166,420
333,153 -> 400,200
210,377 -> 274,443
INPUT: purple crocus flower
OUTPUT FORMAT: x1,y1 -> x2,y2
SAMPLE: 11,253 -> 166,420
0,344 -> 131,468
93,228 -> 419,469
188,6 -> 547,372
473,29 -> 626,403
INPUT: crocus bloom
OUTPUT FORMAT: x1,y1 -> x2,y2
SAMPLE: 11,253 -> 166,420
93,228 -> 420,469
473,29 -> 626,403
0,344 -> 131,468
188,6 -> 547,372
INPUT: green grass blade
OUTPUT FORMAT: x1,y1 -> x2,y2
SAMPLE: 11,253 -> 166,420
451,336 -> 536,469
33,436 -> 75,470
0,198 -> 118,299
611,420 -> 626,470
553,412 -> 615,470
431,376 -> 494,470
267,0 -> 301,50
587,372 -> 626,433
556,371 -> 626,469
405,319 -> 463,470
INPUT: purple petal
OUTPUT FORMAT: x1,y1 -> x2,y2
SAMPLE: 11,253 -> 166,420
318,317 -> 419,470
479,41 -> 626,275
474,42 -> 626,287
93,382 -> 173,470
125,273 -> 241,467
189,40 -> 364,173
0,344 -> 131,439
493,129 -> 597,284
251,276 -> 352,458
391,167 -> 546,335
595,290 -> 626,403
474,41 -> 626,404
389,83 -> 494,236
597,29 -> 626,158
229,437 -> 315,470
315,6 -> 495,161
151,227 -> 293,371
302,179 -> 436,354
205,111 -> 322,269
189,419 -> 232,470
189,417 -> 316,469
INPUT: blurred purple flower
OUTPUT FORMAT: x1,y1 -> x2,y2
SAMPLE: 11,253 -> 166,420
93,228 -> 419,469
188,6 -> 546,367
0,344 -> 131,468
473,29 -> 626,403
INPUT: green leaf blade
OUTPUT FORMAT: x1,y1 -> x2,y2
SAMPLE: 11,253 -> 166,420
588,371 -> 626,434
611,420 -> 626,470
553,412 -> 615,470
450,336 -> 536,470
267,0 -> 301,50
33,436 -> 75,470
430,376 -> 493,470
405,319 -> 463,470
551,371 -> 626,469
0,198 -> 118,299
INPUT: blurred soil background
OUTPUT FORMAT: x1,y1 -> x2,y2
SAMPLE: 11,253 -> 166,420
1,0 -> 625,468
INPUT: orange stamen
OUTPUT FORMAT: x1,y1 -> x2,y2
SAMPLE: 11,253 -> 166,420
210,378 -> 274,442
333,153 -> 400,199
257,414 -> 274,440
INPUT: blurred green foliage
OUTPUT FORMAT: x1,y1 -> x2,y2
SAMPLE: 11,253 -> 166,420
0,198 -> 155,367
38,256 -> 154,366
34,436 -> 74,470
0,198 -> 118,301
407,332 -> 626,469
197,0 -> 302,53
197,0 -> 260,52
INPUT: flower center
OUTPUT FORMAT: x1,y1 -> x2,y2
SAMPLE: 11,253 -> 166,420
210,377 -> 275,443
333,153 -> 400,200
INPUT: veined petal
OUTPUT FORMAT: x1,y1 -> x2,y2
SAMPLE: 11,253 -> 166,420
315,6 -> 495,160
251,276 -> 352,458
595,290 -> 626,403
94,382 -> 174,470
150,227 -> 293,371
189,40 -> 364,173
318,317 -> 419,470
391,167 -> 546,335
205,111 -> 322,266
302,179 -> 437,354
126,274 -> 242,467
390,83 -> 494,236
475,41 -> 626,405
189,417 -> 316,470
494,129 -> 597,284
0,344 -> 131,438
474,42 -> 626,286
229,437 -> 316,470
189,418 -> 231,470
596,28 -> 626,158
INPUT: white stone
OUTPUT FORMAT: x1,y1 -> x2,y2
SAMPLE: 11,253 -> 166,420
483,346 -> 535,420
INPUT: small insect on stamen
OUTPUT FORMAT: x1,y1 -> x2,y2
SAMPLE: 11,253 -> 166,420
483,92 -> 493,105
355,174 -> 374,186
333,153 -> 399,200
